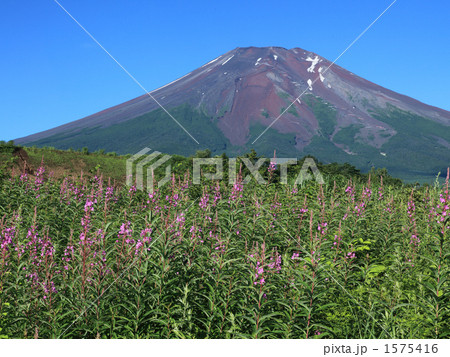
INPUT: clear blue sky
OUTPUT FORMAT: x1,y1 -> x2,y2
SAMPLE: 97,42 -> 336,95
1,0 -> 449,141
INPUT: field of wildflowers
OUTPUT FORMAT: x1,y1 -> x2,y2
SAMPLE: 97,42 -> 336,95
0,161 -> 449,338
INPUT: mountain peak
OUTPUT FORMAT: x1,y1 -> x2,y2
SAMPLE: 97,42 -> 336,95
15,46 -> 450,181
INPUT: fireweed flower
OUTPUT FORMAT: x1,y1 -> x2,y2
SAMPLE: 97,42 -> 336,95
345,186 -> 354,196
60,178 -> 85,204
212,182 -> 222,206
62,245 -> 74,270
345,251 -> 356,261
378,176 -> 384,200
270,200 -> 282,218
80,197 -> 97,243
168,212 -> 187,240
433,189 -> 450,234
362,187 -> 372,200
164,194 -> 174,208
22,225 -> 57,297
292,207 -> 308,219
33,165 -> 46,198
317,222 -> 328,236
188,225 -> 204,243
383,196 -> 394,214
267,249 -> 282,272
34,165 -> 45,188
410,234 -> 420,246
147,189 -> 162,214
378,187 -> 384,200
249,243 -> 282,286
105,185 -> 115,203
407,196 -> 416,222
90,175 -> 103,199
171,193 -> 181,207
128,185 -> 137,197
228,175 -> 244,204
268,161 -> 277,173
199,193 -> 209,210
332,234 -> 342,248
135,227 -> 153,254
267,160 -> 277,183
254,262 -> 265,285
213,238 -> 226,255
118,221 -> 134,244
1,226 -> 16,266
84,198 -> 96,213
176,213 -> 185,224
20,172 -> 29,185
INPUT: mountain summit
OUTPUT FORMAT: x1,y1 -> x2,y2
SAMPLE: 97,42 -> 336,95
15,46 -> 450,180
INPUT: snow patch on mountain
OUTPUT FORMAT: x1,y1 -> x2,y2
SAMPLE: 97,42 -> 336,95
306,56 -> 320,73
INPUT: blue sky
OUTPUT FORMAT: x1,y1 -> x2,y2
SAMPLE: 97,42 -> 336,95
1,0 -> 449,141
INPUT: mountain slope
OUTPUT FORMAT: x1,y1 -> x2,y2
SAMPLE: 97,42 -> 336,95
15,46 -> 450,181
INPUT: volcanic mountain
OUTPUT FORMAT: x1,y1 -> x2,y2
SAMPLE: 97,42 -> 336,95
15,46 -> 450,181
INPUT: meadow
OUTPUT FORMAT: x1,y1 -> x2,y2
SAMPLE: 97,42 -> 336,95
0,151 -> 449,338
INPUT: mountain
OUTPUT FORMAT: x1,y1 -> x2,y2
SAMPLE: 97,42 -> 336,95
15,46 -> 450,181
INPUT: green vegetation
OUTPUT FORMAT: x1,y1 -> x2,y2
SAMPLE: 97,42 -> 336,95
215,105 -> 229,119
246,123 -> 297,158
297,101 -> 449,183
277,91 -> 299,118
287,105 -> 299,117
2,133 -> 444,185
16,99 -> 449,183
304,95 -> 337,138
371,104 -> 450,179
24,104 -> 232,157
0,151 -> 448,338
277,91 -> 290,100
333,124 -> 363,145
0,140 -> 18,154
